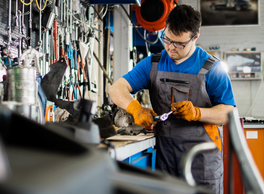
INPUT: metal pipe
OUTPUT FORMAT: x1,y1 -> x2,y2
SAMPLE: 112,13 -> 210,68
29,3 -> 32,47
8,0 -> 12,52
22,4 -> 25,34
15,0 -> 19,27
38,0 -> 42,52
93,52 -> 113,85
42,32 -> 46,75
70,0 -> 73,34
18,11 -> 22,65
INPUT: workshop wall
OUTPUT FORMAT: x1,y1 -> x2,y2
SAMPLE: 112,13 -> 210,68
0,1 -> 106,115
180,0 -> 264,119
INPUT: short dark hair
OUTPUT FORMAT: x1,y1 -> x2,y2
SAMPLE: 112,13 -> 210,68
165,4 -> 201,37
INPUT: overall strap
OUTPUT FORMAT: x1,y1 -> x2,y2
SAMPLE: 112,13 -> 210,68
199,56 -> 220,74
151,53 -> 161,71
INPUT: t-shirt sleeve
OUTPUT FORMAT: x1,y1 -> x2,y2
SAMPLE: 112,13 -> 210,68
206,61 -> 236,106
122,56 -> 152,94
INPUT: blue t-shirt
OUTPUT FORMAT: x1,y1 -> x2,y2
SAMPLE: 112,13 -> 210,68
123,47 -> 236,106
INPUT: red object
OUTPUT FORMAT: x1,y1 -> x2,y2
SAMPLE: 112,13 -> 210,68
80,57 -> 86,80
135,0 -> 176,32
54,20 -> 59,62
223,122 -> 245,194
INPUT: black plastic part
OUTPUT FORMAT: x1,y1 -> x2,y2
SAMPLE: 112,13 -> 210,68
153,115 -> 161,122
78,99 -> 95,123
140,0 -> 165,22
93,114 -> 117,138
0,105 -> 87,154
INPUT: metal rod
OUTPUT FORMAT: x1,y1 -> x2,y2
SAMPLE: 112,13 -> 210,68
29,3 -> 32,47
15,0 -> 19,26
8,0 -> 12,52
18,11 -> 22,65
22,4 -> 25,35
93,52 -> 113,85
38,0 -> 42,51
70,0 -> 72,34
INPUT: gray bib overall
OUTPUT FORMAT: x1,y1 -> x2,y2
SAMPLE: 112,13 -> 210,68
149,54 -> 223,194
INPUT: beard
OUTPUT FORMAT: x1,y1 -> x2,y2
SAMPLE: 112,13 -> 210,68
166,46 -> 193,63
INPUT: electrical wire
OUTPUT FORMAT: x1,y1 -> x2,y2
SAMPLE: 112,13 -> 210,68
120,5 -> 159,45
91,5 -> 104,22
245,80 -> 263,117
20,0 -> 34,5
62,0 -> 94,32
35,0 -> 48,11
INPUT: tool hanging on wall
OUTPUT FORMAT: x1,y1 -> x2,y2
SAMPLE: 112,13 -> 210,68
6,0 -> 13,67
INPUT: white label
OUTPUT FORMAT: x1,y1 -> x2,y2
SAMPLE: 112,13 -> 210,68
246,131 -> 258,139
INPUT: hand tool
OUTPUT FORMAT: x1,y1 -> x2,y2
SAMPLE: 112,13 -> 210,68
17,10 -> 22,66
50,25 -> 54,64
154,110 -> 174,122
29,2 -> 32,46
38,0 -> 42,52
7,0 -> 12,67
15,0 -> 19,27
42,32 -> 46,75
86,31 -> 98,93
54,19 -> 59,61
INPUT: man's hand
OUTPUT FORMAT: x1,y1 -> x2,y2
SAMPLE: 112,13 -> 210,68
126,100 -> 157,126
171,101 -> 201,122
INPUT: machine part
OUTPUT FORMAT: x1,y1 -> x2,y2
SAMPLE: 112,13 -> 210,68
1,101 -> 40,122
114,108 -> 134,128
134,0 -> 176,32
54,99 -> 80,119
113,107 -> 146,135
154,110 -> 173,122
6,67 -> 38,104
54,107 -> 70,122
72,99 -> 100,144
4,48 -> 44,123
93,114 -> 116,138
20,48 -> 41,73
180,142 -> 216,187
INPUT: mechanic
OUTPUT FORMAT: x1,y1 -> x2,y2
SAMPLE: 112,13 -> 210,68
108,4 -> 236,194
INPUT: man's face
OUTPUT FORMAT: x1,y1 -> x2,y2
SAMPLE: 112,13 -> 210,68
163,28 -> 198,64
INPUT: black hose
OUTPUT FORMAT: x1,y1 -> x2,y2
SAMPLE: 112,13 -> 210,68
120,5 -> 159,45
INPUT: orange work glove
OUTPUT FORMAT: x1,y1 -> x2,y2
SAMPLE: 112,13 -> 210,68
171,101 -> 201,122
126,100 -> 157,126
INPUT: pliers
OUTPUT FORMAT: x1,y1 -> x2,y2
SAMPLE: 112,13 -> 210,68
154,110 -> 174,122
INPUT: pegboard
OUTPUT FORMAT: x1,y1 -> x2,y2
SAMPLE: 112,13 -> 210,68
0,0 -> 46,59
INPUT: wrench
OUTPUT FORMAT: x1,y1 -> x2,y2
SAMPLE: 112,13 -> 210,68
154,110 -> 174,122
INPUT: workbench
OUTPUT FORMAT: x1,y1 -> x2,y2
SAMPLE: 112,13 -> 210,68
103,133 -> 156,170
